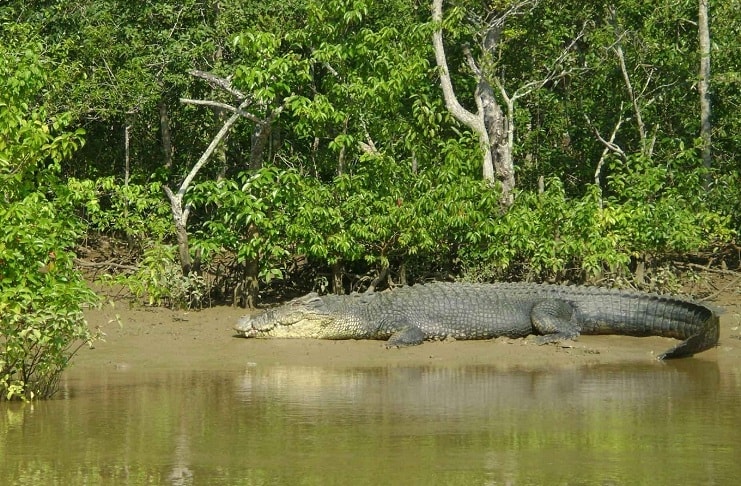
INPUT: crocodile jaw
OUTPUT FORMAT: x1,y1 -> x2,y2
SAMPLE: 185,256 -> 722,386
234,309 -> 335,339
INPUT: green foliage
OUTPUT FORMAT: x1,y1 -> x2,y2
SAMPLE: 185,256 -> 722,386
0,35 -> 98,401
463,171 -> 731,284
192,167 -> 303,285
103,243 -> 208,309
462,181 -> 628,282
4,0 -> 736,307
0,195 -> 98,401
66,177 -> 173,247
281,0 -> 440,177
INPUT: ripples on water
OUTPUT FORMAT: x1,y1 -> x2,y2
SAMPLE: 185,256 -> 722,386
1,361 -> 739,485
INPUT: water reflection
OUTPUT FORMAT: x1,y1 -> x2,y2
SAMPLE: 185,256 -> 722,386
236,361 -> 721,418
1,362 -> 739,485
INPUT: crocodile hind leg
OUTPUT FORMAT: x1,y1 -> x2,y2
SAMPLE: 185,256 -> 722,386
385,326 -> 426,348
530,299 -> 581,344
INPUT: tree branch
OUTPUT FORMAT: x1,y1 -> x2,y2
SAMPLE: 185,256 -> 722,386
431,0 -> 483,131
510,22 -> 587,103
180,98 -> 262,124
470,0 -> 539,38
188,69 -> 247,100
168,98 -> 251,207
698,0 -> 712,170
462,44 -> 482,77
584,103 -> 628,175
608,7 -> 647,145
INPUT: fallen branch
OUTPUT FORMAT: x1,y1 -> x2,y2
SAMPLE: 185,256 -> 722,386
675,262 -> 740,276
700,273 -> 741,302
74,259 -> 138,271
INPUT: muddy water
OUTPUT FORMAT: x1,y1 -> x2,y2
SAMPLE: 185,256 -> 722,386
1,361 -> 739,485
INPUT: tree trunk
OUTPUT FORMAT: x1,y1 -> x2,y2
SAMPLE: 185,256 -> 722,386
214,107 -> 229,180
477,78 -> 513,198
175,70 -> 287,304
331,262 -> 344,295
173,215 -> 192,276
698,0 -> 712,171
243,257 -> 260,308
431,0 -> 513,208
158,99 -> 173,169
165,99 -> 248,276
249,121 -> 272,171
608,6 -> 655,159
245,113 -> 279,303
163,186 -> 193,276
124,121 -> 131,186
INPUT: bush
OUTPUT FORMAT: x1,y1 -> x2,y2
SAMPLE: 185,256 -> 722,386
0,34 -> 99,400
66,176 -> 173,250
0,194 -> 99,400
184,158 -> 732,297
103,243 -> 208,309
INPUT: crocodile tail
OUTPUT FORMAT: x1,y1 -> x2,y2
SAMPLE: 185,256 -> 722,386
658,312 -> 720,359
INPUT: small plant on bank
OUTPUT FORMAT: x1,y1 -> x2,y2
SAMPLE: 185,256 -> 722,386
103,243 -> 209,309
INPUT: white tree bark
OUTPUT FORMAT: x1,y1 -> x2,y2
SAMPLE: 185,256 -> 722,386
164,99 -> 249,274
608,7 -> 656,158
698,0 -> 712,170
166,69 -> 286,275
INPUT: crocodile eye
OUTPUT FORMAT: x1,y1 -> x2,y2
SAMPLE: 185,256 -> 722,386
303,296 -> 324,306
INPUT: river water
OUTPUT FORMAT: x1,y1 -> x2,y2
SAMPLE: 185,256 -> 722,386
1,360 -> 739,485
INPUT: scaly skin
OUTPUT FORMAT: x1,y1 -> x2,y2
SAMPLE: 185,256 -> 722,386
235,282 -> 721,359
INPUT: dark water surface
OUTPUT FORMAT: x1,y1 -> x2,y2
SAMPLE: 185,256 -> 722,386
1,361 -> 739,485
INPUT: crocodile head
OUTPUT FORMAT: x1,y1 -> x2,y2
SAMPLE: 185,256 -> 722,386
234,293 -> 348,339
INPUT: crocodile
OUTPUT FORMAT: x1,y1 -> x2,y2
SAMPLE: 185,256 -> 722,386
234,282 -> 721,359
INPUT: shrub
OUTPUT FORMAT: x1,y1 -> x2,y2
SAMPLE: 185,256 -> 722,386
0,34 -> 99,400
103,243 -> 208,309
0,194 -> 99,400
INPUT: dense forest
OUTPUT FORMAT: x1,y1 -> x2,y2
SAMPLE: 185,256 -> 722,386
1,0 -> 739,398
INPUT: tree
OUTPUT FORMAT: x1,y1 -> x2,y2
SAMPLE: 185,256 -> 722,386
163,81 -> 253,276
432,0 -> 511,203
172,61 -> 301,304
698,0 -> 711,171
432,0 -> 584,207
5,0 -> 736,303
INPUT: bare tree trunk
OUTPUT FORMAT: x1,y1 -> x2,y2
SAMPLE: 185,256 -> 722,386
698,0 -> 712,171
124,111 -> 134,244
249,121 -> 272,171
244,258 -> 260,309
172,211 -> 193,276
243,242 -> 260,308
477,76 -> 513,200
158,99 -> 173,170
608,6 -> 655,158
124,122 -> 131,186
609,8 -> 646,144
213,107 -> 230,180
164,99 -> 249,276
331,262 -> 344,295
337,117 -> 349,176
244,118 -> 268,305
